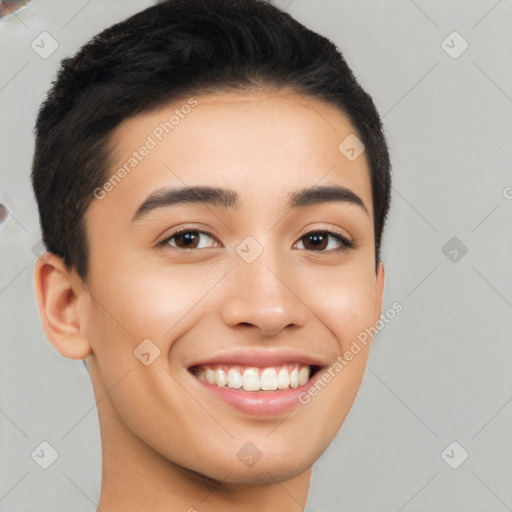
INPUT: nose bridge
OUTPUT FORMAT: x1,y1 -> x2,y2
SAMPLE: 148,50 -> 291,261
220,237 -> 309,336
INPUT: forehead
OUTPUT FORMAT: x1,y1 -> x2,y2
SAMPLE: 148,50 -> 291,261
89,89 -> 373,227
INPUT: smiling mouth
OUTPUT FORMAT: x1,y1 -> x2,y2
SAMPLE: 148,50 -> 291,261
190,364 -> 321,392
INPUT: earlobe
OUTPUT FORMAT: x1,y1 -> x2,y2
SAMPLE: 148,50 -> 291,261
33,253 -> 92,360
374,260 -> 386,322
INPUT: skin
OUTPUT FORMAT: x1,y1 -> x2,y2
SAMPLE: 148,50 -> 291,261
34,88 -> 385,512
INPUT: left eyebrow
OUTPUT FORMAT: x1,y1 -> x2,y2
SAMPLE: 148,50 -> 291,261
290,185 -> 368,214
130,184 -> 367,224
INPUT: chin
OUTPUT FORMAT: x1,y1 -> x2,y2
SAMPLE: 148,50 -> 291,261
181,439 -> 325,487
196,461 -> 310,487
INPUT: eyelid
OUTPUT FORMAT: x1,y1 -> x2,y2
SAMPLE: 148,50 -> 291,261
157,227 -> 221,249
297,222 -> 355,246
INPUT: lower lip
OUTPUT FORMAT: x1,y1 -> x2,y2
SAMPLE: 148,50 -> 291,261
190,371 -> 320,416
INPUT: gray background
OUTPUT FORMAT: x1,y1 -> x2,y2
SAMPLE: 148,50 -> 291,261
1,0 -> 511,510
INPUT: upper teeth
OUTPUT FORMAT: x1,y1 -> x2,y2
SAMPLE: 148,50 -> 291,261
193,364 -> 311,391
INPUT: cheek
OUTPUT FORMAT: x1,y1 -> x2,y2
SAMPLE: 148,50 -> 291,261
290,271 -> 376,445
87,263 -> 213,343
302,267 -> 377,352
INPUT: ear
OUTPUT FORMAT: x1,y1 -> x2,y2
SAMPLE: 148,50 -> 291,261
374,260 -> 386,323
33,252 -> 92,360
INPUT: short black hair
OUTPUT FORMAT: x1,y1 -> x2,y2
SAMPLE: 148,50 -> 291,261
31,0 -> 391,280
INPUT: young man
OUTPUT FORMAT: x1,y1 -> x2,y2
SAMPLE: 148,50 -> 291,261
32,0 -> 391,510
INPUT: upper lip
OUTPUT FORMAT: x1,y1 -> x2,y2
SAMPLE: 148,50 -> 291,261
187,348 -> 328,369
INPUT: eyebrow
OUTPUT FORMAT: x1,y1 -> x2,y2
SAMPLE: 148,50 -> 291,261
131,184 -> 367,223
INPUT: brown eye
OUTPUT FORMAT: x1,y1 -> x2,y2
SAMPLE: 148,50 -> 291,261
296,231 -> 354,252
159,230 -> 219,250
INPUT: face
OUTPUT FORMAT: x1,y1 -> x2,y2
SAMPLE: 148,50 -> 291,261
80,89 -> 384,484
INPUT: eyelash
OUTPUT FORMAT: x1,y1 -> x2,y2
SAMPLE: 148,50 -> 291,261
157,228 -> 355,253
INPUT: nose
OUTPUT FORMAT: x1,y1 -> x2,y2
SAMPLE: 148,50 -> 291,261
220,245 -> 309,337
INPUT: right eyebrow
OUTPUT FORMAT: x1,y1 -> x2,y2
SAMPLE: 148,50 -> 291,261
131,185 -> 240,224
